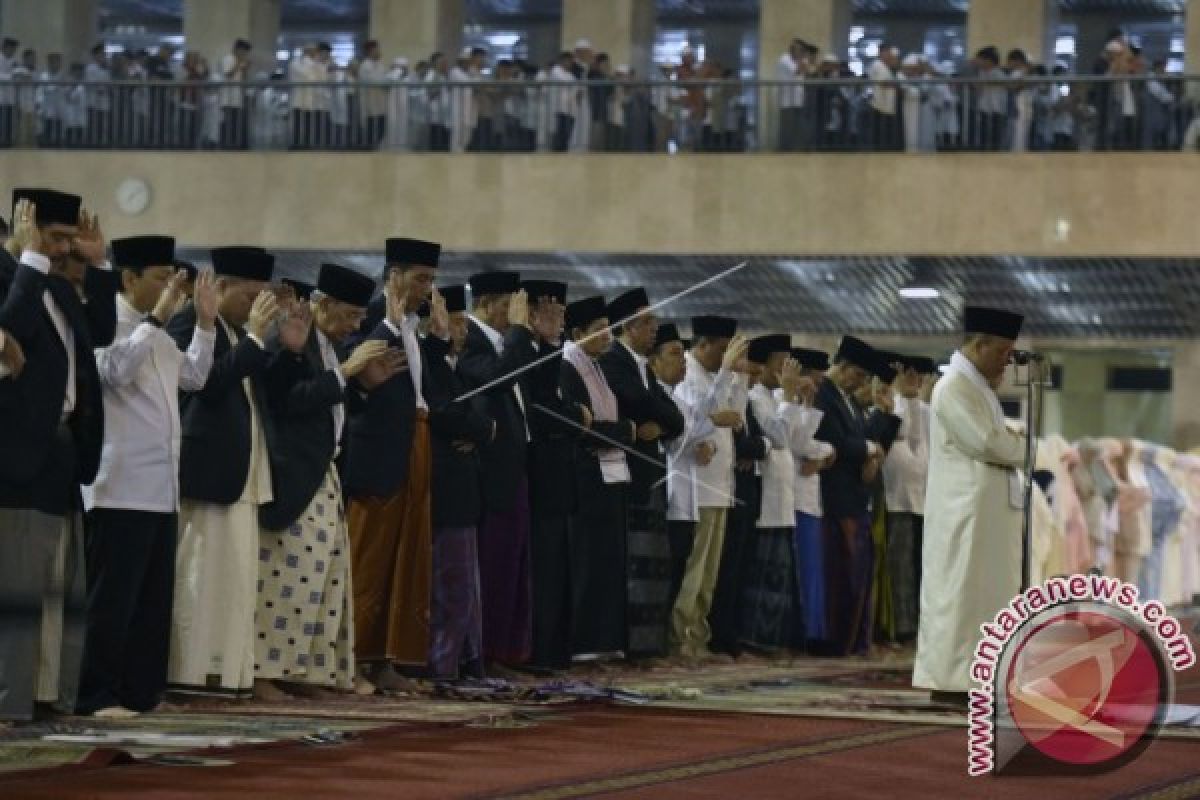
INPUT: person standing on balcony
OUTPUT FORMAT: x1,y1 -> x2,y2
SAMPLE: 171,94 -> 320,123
358,40 -> 388,149
0,38 -> 18,148
38,53 -> 67,148
218,39 -> 252,150
549,51 -> 578,152
776,39 -> 808,152
1007,49 -> 1034,153
867,44 -> 901,151
972,46 -> 1007,151
85,44 -> 113,148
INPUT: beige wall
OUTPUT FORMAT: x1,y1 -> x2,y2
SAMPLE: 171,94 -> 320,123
3,152 -> 1199,255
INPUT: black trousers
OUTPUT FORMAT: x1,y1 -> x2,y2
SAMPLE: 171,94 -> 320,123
708,474 -> 759,655
77,508 -> 177,714
552,113 -> 575,152
529,509 -> 572,670
429,123 -> 450,152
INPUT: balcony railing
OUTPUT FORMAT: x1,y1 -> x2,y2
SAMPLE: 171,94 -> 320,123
0,75 -> 1196,153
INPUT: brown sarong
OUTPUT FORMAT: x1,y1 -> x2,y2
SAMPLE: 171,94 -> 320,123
346,413 -> 432,665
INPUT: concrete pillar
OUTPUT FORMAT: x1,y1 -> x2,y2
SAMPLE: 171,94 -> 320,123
1186,0 -> 1200,100
184,0 -> 280,73
370,0 -> 464,65
561,0 -> 655,77
1,0 -> 98,64
1172,342 -> 1200,450
966,0 -> 1056,65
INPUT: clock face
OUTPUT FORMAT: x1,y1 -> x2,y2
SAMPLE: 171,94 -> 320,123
116,178 -> 150,215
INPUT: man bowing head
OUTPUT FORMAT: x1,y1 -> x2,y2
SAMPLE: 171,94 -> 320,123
913,306 -> 1027,707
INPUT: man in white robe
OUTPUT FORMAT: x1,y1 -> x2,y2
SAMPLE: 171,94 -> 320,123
913,306 -> 1028,705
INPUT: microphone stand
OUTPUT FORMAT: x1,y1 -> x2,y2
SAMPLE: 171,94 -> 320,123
1016,358 -> 1048,592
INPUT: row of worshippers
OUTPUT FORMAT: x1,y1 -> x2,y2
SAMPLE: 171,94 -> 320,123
0,190 -> 945,722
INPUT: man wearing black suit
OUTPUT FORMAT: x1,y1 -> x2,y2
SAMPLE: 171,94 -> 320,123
343,237 -> 444,691
457,270 -> 539,668
814,336 -> 902,656
0,189 -> 116,721
165,246 -> 290,696
598,288 -> 685,658
254,262 -> 384,698
427,284 -> 496,680
518,279 -> 591,672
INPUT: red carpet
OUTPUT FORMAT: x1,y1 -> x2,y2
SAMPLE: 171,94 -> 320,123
3,706 -> 1199,799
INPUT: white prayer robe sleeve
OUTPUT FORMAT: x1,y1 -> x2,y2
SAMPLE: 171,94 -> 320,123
934,379 -> 1025,468
179,325 -> 217,392
95,322 -> 159,388
748,388 -> 791,450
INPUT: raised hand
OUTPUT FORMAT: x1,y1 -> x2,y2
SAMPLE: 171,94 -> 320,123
246,290 -> 281,340
278,298 -> 313,353
385,273 -> 409,326
74,209 -> 107,266
721,333 -> 749,372
780,356 -> 803,400
357,346 -> 407,390
427,287 -> 450,340
340,339 -> 389,378
151,270 -> 188,325
192,268 -> 219,329
508,289 -> 530,329
695,440 -> 716,467
874,379 -> 895,414
6,199 -> 43,258
579,403 -> 593,429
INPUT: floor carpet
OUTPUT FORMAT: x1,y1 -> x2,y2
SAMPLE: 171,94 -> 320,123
3,706 -> 1199,799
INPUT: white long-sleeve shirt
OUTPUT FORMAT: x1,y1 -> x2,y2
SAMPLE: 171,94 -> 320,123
664,367 -> 732,522
84,294 -> 215,512
675,354 -> 745,510
750,384 -> 813,528
883,395 -> 930,515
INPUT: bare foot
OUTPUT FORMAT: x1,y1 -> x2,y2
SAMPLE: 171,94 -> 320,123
253,679 -> 295,703
92,706 -> 140,720
373,664 -> 420,694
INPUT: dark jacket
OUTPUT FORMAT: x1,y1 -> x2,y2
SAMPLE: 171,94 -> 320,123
598,341 -> 685,507
523,341 -> 589,517
257,328 -> 344,531
169,306 -> 278,505
559,358 -> 637,513
456,320 -> 537,513
427,347 -> 494,528
814,379 -> 901,521
0,252 -> 115,514
341,319 -> 449,499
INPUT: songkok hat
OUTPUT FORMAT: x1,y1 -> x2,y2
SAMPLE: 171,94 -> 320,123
876,350 -> 905,369
901,355 -> 938,375
317,263 -> 374,308
385,237 -> 441,268
282,277 -> 315,301
654,323 -> 682,350
607,287 -> 651,326
690,315 -> 737,339
12,188 -> 81,227
791,347 -> 830,371
439,284 -> 467,313
964,305 -> 1024,340
469,270 -> 521,298
111,235 -> 175,270
748,334 -> 792,365
211,246 -> 274,281
869,352 -> 898,383
834,335 -> 874,369
565,295 -> 608,332
520,279 -> 568,305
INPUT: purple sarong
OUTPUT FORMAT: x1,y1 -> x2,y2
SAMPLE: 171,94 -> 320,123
477,476 -> 532,664
428,525 -> 483,679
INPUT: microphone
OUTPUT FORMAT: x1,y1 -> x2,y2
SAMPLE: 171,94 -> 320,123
1011,350 -> 1044,366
